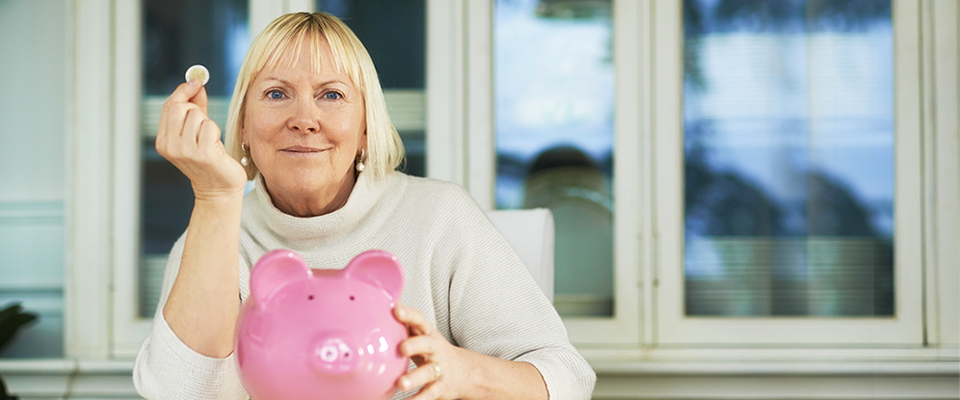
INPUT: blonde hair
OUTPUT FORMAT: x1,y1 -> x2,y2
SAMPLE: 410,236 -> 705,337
225,12 -> 405,180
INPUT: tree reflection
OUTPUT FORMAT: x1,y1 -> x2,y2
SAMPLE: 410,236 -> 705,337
681,0 -> 894,317
684,125 -> 894,317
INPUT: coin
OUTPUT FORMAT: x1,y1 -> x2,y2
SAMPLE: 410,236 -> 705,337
185,64 -> 210,86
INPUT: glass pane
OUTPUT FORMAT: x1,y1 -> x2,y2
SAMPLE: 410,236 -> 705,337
495,0 -> 614,317
318,0 -> 427,176
0,2 -> 68,358
683,0 -> 894,317
139,0 -> 249,317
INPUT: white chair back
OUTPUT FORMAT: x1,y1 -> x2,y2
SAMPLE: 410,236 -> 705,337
486,208 -> 555,303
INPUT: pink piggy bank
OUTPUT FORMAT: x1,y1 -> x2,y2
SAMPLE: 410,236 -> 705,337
235,249 -> 409,400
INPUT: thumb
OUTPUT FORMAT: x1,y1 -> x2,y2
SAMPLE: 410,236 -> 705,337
187,81 -> 209,115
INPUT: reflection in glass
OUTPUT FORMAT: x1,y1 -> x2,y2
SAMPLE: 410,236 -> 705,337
495,0 -> 614,316
139,0 -> 249,317
318,0 -> 427,176
683,0 -> 894,316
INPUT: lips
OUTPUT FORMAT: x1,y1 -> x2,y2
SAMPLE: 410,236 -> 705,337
281,145 -> 324,153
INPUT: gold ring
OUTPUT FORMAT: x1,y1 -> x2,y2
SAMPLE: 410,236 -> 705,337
431,362 -> 442,381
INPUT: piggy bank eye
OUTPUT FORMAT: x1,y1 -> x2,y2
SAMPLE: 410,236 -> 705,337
308,295 -> 314,301
349,295 -> 355,301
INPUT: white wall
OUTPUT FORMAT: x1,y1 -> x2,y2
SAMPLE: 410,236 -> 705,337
0,0 -> 70,358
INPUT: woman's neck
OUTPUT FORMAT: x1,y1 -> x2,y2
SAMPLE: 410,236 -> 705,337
263,172 -> 357,217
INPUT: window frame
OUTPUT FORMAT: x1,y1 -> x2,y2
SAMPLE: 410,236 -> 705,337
921,0 -> 960,347
652,0 -> 924,345
436,0 -> 644,346
111,0 -> 146,357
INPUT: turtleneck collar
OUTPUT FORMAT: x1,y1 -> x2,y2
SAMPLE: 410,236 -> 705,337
246,171 -> 393,246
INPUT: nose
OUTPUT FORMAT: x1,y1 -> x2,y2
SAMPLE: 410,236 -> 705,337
310,334 -> 359,375
288,97 -> 320,134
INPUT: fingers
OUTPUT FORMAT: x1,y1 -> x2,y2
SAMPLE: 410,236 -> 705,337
157,89 -> 203,154
399,335 -> 438,359
189,81 -> 209,115
160,107 -> 202,160
397,362 -> 442,393
157,76 -> 218,151
181,108 -> 206,142
151,81 -> 247,199
394,304 -> 434,336
159,82 -> 207,141
197,116 -> 223,148
168,80 -> 208,113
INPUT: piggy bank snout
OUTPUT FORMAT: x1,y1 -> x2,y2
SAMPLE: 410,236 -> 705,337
311,333 -> 360,375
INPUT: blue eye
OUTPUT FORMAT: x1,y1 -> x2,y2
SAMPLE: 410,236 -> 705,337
323,91 -> 342,100
267,90 -> 284,100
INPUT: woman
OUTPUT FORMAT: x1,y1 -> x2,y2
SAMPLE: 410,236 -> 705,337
133,11 -> 595,400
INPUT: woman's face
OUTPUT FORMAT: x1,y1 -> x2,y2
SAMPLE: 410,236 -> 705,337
242,38 -> 366,211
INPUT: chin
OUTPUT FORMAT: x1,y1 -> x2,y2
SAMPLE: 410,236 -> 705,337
268,169 -> 346,196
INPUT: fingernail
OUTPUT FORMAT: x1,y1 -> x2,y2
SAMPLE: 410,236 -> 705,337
188,79 -> 200,87
400,378 -> 410,390
396,307 -> 405,318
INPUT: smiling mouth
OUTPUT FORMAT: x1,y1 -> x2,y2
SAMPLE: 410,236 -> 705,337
281,146 -> 325,153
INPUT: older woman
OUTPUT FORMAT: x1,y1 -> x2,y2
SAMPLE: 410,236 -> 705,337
133,11 -> 595,400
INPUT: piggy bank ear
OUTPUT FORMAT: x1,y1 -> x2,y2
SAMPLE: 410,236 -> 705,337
344,250 -> 404,301
250,250 -> 311,304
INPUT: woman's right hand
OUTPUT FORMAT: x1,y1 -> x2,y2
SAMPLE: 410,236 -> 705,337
156,79 -> 248,201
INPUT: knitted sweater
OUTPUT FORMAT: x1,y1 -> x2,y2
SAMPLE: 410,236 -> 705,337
133,171 -> 596,400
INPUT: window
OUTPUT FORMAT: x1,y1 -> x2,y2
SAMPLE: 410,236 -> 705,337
5,1 -> 949,397
682,0 -> 896,317
470,0 -> 641,344
469,0 -> 942,348
83,0 -> 953,362
0,2 -> 69,359
654,0 -> 922,344
494,0 -> 615,317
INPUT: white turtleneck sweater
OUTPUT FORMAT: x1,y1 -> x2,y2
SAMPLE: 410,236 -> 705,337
133,171 -> 596,400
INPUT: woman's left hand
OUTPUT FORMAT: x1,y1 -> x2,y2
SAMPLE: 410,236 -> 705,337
393,303 -> 478,399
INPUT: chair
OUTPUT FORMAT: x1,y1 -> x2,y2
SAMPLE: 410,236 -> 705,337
486,208 -> 555,303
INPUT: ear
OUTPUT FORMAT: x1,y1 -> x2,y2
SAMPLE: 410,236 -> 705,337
343,250 -> 404,301
250,250 -> 312,305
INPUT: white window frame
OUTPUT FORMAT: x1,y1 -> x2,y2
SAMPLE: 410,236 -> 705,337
653,0 -> 924,345
921,0 -> 960,348
66,0 -> 112,358
428,0 -> 643,346
110,0 -> 145,357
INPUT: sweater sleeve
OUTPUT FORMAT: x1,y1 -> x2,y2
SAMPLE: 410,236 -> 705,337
437,186 -> 596,400
133,232 -> 249,400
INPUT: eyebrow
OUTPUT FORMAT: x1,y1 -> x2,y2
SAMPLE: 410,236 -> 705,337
261,77 -> 351,89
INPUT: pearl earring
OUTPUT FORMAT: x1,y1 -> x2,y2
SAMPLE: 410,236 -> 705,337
356,148 -> 366,172
240,143 -> 250,167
